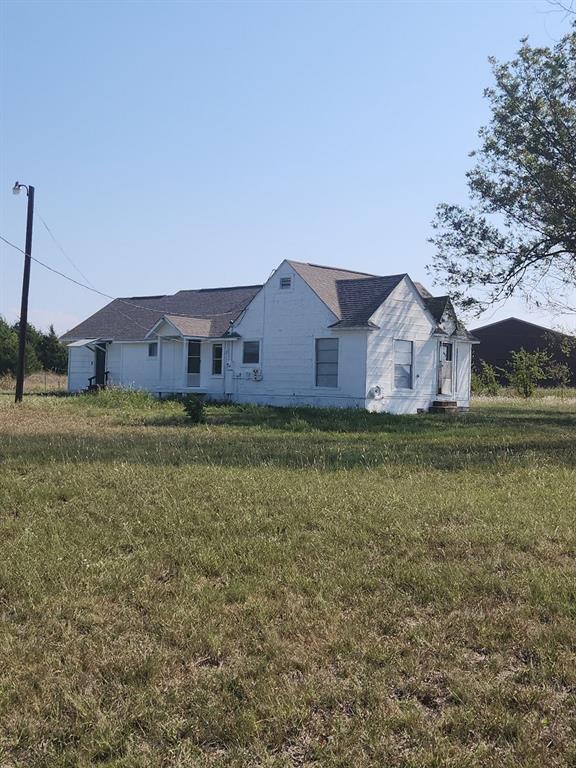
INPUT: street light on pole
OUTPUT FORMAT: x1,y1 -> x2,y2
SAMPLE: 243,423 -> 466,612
13,181 -> 35,404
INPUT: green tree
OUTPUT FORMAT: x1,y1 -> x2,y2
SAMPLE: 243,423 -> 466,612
37,325 -> 68,373
0,317 -> 42,376
475,360 -> 500,395
0,317 -> 18,376
429,27 -> 576,316
12,320 -> 43,351
506,349 -> 550,397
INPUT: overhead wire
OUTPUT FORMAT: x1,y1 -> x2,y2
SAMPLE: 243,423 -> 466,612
0,233 -> 257,325
36,212 -> 97,290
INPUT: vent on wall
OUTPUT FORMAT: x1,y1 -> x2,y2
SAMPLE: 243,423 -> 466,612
279,276 -> 292,290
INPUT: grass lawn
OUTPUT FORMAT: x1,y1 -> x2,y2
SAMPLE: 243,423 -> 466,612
0,393 -> 575,767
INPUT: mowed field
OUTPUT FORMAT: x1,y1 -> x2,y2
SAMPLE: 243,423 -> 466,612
0,393 -> 575,768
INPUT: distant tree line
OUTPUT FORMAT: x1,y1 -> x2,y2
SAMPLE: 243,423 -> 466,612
0,317 -> 68,376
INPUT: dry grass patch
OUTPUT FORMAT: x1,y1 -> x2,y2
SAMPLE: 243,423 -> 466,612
0,371 -> 67,394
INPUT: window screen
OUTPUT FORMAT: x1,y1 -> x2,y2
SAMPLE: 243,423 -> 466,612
316,338 -> 339,387
394,340 -> 413,389
187,341 -> 201,386
243,341 -> 260,364
212,344 -> 223,375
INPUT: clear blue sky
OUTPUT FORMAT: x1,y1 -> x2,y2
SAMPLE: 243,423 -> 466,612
1,0 -> 573,334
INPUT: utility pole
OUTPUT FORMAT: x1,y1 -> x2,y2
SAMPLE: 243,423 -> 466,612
13,182 -> 35,404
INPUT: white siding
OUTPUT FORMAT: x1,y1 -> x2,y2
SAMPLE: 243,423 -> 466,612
65,265 -> 473,411
89,336 -> 228,397
366,278 -> 439,414
106,343 -> 122,387
68,346 -> 94,392
113,343 -> 161,390
230,262 -> 367,408
158,338 -> 182,391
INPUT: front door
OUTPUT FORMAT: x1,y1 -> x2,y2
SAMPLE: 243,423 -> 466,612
438,342 -> 453,395
95,345 -> 107,387
187,341 -> 201,387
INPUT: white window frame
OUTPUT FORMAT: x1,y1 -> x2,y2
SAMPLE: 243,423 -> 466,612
211,343 -> 223,377
315,337 -> 339,389
394,339 -> 414,390
242,340 -> 260,366
438,341 -> 454,395
187,340 -> 202,387
148,342 -> 158,358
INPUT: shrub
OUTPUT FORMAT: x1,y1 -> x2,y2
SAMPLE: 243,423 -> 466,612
182,394 -> 205,423
506,348 -> 549,398
472,360 -> 500,396
547,360 -> 571,392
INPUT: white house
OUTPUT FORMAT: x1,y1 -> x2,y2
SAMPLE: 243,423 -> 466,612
61,260 -> 478,414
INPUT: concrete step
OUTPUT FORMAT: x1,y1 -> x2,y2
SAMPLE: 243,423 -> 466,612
431,400 -> 457,407
429,402 -> 459,414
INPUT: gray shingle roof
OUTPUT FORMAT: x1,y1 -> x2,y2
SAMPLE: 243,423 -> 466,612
162,316 -> 214,337
288,261 -> 407,328
424,295 -> 479,342
61,260 -> 470,343
61,285 -> 262,341
287,261 -> 376,318
424,295 -> 451,323
329,275 -> 407,327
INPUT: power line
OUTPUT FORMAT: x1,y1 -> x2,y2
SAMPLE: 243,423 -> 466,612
0,234 -> 198,337
37,212 -> 97,290
1,233 -> 116,300
0,233 -> 256,322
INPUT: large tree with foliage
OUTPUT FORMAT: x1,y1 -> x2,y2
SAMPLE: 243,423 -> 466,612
37,325 -> 68,373
0,317 -> 67,377
0,318 -> 18,376
429,26 -> 576,316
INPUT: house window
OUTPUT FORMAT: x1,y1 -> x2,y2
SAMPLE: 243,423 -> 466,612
148,342 -> 158,357
187,341 -> 201,387
243,341 -> 260,365
280,276 -> 292,290
315,338 -> 339,387
212,343 -> 223,375
394,339 -> 413,389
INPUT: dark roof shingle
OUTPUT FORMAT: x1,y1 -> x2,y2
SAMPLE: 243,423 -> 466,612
61,285 -> 262,341
62,260 -> 469,342
288,261 -> 407,327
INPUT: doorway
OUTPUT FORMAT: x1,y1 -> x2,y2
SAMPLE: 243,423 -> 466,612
438,342 -> 453,395
94,345 -> 107,387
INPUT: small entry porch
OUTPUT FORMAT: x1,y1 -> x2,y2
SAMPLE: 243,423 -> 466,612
67,338 -> 110,391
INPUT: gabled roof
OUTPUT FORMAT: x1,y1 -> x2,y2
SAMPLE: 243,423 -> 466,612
61,285 -> 262,341
160,315 -> 214,338
329,275 -> 407,328
424,294 -> 479,342
424,295 -> 451,323
61,260 -> 474,343
288,261 -> 407,328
